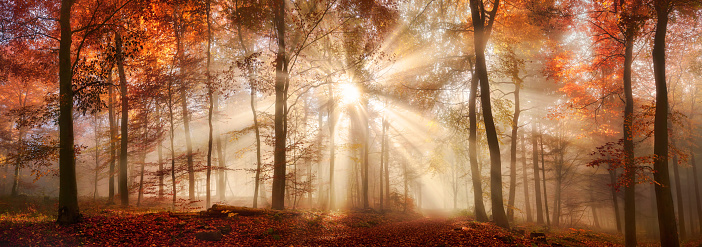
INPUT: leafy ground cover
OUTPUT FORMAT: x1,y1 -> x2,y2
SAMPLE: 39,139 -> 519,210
0,196 -> 700,246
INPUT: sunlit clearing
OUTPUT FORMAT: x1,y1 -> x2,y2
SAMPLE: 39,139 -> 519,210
338,82 -> 361,106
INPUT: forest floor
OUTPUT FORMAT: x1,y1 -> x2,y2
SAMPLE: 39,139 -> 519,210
0,196 -> 700,246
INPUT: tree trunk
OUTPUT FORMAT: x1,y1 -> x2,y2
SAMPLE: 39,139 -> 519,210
116,32 -> 129,207
137,118 -> 148,207
157,106 -> 164,199
652,1 -> 680,245
540,133 -> 550,225
251,82 -> 263,208
172,5 -> 195,201
522,130 -> 532,222
328,83 -> 336,210
216,93 -> 226,202
384,122 -> 390,211
469,0 -> 508,228
380,118 -> 386,211
94,117 -> 99,201
57,0 -> 80,224
508,81 -> 521,221
672,141 -> 686,240
468,60 -> 488,222
362,98 -> 370,209
622,22 -> 637,247
609,167 -> 623,232
168,78 -> 177,208
271,0 -> 288,210
205,0 -> 213,209
532,124 -> 543,224
692,150 -> 702,237
552,151 -> 562,227
108,70 -> 116,205
591,181 -> 601,228
11,128 -> 24,197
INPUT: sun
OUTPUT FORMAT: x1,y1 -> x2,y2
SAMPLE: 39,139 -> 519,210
338,82 -> 361,106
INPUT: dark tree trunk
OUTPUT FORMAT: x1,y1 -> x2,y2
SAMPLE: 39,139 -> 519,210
622,22 -> 637,247
610,167 -> 623,232
168,78 -> 177,208
692,151 -> 702,236
108,70 -> 116,205
93,118 -> 99,201
468,60 -> 488,222
205,0 -> 213,209
672,142 -> 686,240
532,124 -> 543,224
116,32 -> 129,207
522,130 -> 532,222
469,0 -> 508,228
11,128 -> 24,197
508,81 -> 521,221
157,106 -> 164,199
540,134 -> 550,225
271,0 -> 288,210
57,0 -> 80,224
652,1 -> 680,245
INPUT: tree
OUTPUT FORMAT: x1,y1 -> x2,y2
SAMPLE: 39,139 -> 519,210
532,123 -> 544,224
651,0 -> 680,245
107,69 -> 117,205
466,52 -> 489,223
57,0 -> 80,224
469,0 -> 508,228
116,31 -> 129,207
271,0 -> 288,210
205,0 -> 213,209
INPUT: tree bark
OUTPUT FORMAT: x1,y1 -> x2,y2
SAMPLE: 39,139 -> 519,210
622,21 -> 637,247
116,31 -> 129,207
692,150 -> 702,237
652,0 -> 680,245
362,98 -> 370,209
468,60 -> 488,222
610,167 -> 623,232
11,127 -> 24,197
522,130 -> 532,222
271,0 -> 288,210
93,117 -> 99,201
157,106 -> 164,199
328,83 -> 336,210
108,69 -> 116,205
508,81 -> 520,221
469,0 -> 508,228
57,0 -> 80,224
168,76 -> 177,208
672,141 -> 686,240
540,133 -> 550,225
216,93 -> 226,201
532,123 -> 543,224
205,0 -> 213,209
380,118 -> 386,211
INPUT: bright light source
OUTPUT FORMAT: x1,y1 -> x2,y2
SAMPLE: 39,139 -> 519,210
338,82 -> 361,106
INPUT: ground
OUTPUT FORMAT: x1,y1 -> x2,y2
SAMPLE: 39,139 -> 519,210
0,196 -> 700,246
